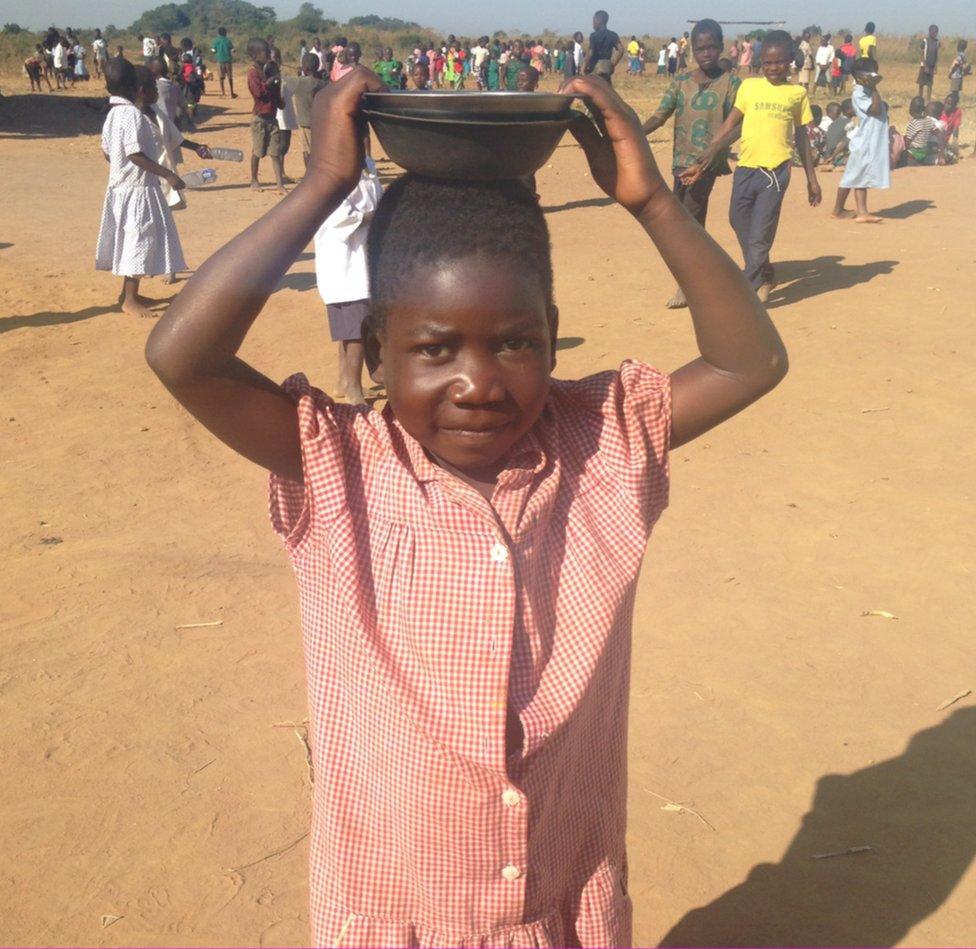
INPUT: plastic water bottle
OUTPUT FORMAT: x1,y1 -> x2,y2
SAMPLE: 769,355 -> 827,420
210,147 -> 244,162
182,168 -> 218,189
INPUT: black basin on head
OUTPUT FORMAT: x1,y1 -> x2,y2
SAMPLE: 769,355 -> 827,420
364,110 -> 588,180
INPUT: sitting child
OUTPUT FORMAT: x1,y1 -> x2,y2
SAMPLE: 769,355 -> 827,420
940,91 -> 963,159
905,95 -> 944,165
819,98 -> 854,170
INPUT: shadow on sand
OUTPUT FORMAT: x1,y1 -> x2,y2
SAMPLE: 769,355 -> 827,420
1,304 -> 119,334
542,196 -> 614,214
766,255 -> 897,308
878,199 -> 936,220
661,707 -> 976,947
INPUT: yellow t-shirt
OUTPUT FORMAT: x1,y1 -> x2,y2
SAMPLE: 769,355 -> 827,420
858,34 -> 877,57
627,40 -> 640,56
733,77 -> 814,168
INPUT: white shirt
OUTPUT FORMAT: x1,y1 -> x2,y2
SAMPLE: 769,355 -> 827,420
52,42 -> 67,68
102,97 -> 162,189
667,42 -> 678,59
819,115 -> 834,132
143,36 -> 157,57
277,80 -> 299,131
657,48 -> 667,66
93,37 -> 107,59
314,158 -> 383,305
472,45 -> 488,69
155,77 -> 176,120
573,41 -> 583,67
815,44 -> 834,67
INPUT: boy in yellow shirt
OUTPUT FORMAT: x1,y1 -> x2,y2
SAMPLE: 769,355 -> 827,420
859,23 -> 877,61
681,30 -> 821,301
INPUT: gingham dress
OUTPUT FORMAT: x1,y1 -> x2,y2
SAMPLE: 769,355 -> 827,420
270,360 -> 671,948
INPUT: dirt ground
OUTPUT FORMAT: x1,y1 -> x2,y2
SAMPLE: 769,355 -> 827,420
2,62 -> 975,948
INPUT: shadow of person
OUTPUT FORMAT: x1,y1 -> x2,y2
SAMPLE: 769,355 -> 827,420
555,336 -> 585,351
274,272 -> 317,293
0,304 -> 118,335
660,707 -> 976,947
767,255 -> 897,308
541,196 -> 615,214
878,199 -> 936,220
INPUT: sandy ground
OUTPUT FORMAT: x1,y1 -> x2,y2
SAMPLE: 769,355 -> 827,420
2,65 -> 976,948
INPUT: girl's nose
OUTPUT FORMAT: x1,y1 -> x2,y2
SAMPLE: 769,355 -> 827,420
450,355 -> 507,405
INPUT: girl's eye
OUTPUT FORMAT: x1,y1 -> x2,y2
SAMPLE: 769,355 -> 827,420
501,338 -> 532,352
417,344 -> 449,358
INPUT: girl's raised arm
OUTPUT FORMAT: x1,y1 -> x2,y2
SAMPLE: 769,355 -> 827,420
560,76 -> 787,449
146,68 -> 386,482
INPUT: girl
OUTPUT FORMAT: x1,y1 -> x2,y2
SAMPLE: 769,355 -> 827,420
904,94 -> 943,165
96,57 -> 186,318
73,40 -> 89,81
314,152 -> 382,405
832,58 -> 889,223
146,68 -> 788,948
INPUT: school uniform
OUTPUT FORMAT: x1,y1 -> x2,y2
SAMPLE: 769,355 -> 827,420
269,358 -> 671,948
840,84 -> 890,190
313,159 -> 382,342
95,97 -> 185,277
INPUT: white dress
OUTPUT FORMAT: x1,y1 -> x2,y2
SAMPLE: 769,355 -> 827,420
840,84 -> 891,190
149,103 -> 186,210
96,97 -> 186,277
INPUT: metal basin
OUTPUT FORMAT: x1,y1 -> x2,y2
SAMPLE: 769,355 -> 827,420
364,110 -> 586,180
363,90 -> 576,121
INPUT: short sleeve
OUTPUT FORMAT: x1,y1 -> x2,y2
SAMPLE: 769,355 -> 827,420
732,80 -> 750,113
118,107 -> 144,157
797,90 -> 814,126
555,360 -> 671,535
653,81 -> 679,121
268,373 -> 357,557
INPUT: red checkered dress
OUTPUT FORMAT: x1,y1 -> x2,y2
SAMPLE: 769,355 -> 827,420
269,360 -> 671,948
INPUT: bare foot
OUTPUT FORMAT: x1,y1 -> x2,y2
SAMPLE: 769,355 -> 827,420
665,287 -> 688,309
854,214 -> 883,223
249,181 -> 261,191
346,387 -> 366,406
334,377 -> 348,399
163,274 -> 177,285
757,283 -> 772,304
275,186 -> 288,196
120,298 -> 158,318
832,209 -> 857,219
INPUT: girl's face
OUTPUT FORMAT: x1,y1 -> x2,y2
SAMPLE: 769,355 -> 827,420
369,254 -> 557,484
760,43 -> 792,83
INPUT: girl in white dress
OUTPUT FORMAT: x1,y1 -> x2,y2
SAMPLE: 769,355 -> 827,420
96,57 -> 187,318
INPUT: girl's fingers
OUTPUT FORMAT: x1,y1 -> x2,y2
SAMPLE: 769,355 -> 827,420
568,111 -> 605,156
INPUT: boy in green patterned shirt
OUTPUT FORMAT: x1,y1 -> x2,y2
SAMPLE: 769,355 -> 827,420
642,18 -> 739,307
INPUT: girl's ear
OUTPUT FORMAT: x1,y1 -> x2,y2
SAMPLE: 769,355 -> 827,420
363,327 -> 384,384
547,303 -> 560,371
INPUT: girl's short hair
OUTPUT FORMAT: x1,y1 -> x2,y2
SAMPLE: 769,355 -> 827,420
104,56 -> 137,98
366,175 -> 553,331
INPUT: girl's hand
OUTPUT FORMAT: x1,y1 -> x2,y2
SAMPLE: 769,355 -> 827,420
807,179 -> 822,206
557,75 -> 668,217
307,65 -> 386,197
166,171 -> 186,191
195,144 -> 212,159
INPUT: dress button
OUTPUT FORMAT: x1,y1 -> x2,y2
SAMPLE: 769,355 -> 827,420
501,863 -> 522,882
501,788 -> 521,807
490,542 -> 509,563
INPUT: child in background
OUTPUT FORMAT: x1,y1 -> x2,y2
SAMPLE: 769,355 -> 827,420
410,61 -> 430,89
820,98 -> 855,171
832,58 -> 889,223
24,47 -> 50,92
642,19 -> 741,308
801,104 -> 827,165
96,57 -> 186,318
682,30 -> 821,302
905,96 -> 942,165
940,92 -> 963,155
149,57 -> 180,124
820,101 -> 840,132
271,60 -> 298,181
135,65 -> 212,281
146,68 -> 789,949
73,40 -> 89,81
247,38 -> 286,194
948,40 -> 970,95
657,44 -> 667,75
313,152 -> 383,405
925,100 -> 950,162
181,52 -> 204,123
293,54 -> 326,168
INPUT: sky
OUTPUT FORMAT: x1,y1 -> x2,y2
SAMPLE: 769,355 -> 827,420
7,0 -> 973,35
